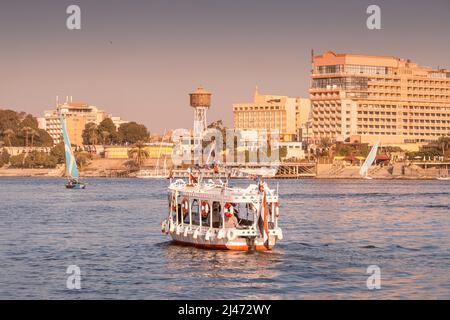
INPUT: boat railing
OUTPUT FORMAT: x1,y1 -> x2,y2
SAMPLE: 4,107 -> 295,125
170,179 -> 186,190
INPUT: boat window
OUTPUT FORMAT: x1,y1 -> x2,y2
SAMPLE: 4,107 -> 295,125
235,203 -> 257,226
191,199 -> 200,225
212,201 -> 222,228
176,195 -> 183,223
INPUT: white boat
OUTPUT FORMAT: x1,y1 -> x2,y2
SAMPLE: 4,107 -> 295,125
161,173 -> 283,251
359,140 -> 380,179
137,134 -> 169,179
136,158 -> 169,179
136,169 -> 168,179
437,176 -> 450,181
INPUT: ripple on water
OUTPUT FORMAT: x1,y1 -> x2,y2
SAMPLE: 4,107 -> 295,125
0,178 -> 449,299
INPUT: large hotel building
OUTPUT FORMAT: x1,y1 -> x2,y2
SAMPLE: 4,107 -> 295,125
233,87 -> 311,142
310,51 -> 450,146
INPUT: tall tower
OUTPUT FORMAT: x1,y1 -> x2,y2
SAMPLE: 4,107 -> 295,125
189,86 -> 211,138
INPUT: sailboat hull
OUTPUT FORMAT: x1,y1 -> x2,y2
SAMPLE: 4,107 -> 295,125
66,183 -> 86,189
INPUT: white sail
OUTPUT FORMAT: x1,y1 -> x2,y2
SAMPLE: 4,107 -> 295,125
359,140 -> 380,178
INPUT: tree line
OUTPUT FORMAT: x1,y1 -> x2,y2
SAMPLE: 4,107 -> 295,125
82,118 -> 149,145
0,109 -> 53,147
0,143 -> 92,169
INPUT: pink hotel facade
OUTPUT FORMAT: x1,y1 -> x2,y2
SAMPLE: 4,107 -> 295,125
310,51 -> 450,146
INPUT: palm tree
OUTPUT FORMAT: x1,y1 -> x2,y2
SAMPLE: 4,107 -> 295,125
29,128 -> 39,147
2,129 -> 14,147
88,126 -> 98,145
21,126 -> 32,147
318,137 -> 334,159
438,136 -> 450,156
101,130 -> 110,145
128,141 -> 149,169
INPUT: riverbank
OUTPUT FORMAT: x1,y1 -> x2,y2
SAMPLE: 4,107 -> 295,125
1,159 -> 448,180
316,163 -> 448,180
0,167 -> 62,177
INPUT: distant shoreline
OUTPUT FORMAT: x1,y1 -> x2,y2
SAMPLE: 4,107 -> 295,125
0,168 -> 445,181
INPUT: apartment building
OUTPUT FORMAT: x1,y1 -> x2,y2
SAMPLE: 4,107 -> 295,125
38,99 -> 127,146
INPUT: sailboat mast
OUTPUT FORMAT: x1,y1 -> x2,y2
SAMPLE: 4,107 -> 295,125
155,129 -> 166,176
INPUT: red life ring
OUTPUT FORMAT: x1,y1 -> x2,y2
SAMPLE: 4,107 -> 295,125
224,202 -> 233,218
201,201 -> 210,218
181,198 -> 189,217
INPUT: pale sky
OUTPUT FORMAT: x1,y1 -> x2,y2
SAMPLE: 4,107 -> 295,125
1,0 -> 449,133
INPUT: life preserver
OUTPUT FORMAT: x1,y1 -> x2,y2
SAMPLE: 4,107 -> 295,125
205,228 -> 213,241
226,229 -> 237,241
181,198 -> 189,217
276,228 -> 283,240
201,201 -> 210,218
193,227 -> 200,240
275,202 -> 280,217
217,228 -> 226,240
224,202 -> 233,218
169,219 -> 175,233
161,220 -> 167,234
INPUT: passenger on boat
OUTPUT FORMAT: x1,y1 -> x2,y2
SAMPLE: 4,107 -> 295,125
225,212 -> 239,228
67,179 -> 77,187
212,202 -> 221,228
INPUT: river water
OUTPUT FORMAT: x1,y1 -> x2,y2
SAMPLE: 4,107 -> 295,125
0,177 -> 449,299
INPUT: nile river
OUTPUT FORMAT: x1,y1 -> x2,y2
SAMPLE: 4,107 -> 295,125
0,178 -> 449,299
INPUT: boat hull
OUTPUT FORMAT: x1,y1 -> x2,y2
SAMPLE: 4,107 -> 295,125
163,222 -> 280,252
66,183 -> 86,189
171,239 -> 273,251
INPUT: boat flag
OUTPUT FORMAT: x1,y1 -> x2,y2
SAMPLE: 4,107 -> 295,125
188,168 -> 198,185
213,162 -> 219,174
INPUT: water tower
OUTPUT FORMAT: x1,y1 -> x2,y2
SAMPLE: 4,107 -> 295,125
189,86 -> 211,138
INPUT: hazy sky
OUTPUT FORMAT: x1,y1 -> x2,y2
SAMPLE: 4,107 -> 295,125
1,0 -> 450,133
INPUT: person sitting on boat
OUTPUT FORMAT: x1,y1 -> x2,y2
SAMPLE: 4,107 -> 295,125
225,211 -> 239,228
225,213 -> 239,228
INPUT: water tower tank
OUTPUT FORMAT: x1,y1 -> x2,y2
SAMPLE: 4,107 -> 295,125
189,87 -> 211,108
